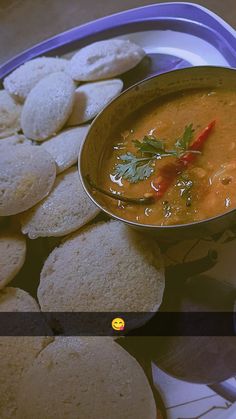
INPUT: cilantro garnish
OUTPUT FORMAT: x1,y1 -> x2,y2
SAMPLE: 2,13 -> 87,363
175,123 -> 195,153
115,152 -> 154,183
114,124 -> 196,183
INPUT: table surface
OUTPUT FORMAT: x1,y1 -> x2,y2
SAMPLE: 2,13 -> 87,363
0,0 -> 236,66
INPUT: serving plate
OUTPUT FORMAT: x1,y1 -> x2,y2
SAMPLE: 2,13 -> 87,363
1,2 -> 236,82
1,1 -> 236,411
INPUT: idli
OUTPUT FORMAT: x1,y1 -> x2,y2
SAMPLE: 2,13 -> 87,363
0,233 -> 26,289
17,337 -> 157,419
0,287 -> 52,419
70,39 -> 145,81
3,57 -> 69,102
0,90 -> 22,138
21,72 -> 75,141
38,220 -> 164,312
0,287 -> 39,311
20,167 -> 99,239
0,145 -> 56,216
0,134 -> 31,148
67,79 -> 123,125
41,125 -> 89,173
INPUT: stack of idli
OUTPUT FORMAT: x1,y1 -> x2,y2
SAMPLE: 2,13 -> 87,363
2,38 -> 145,143
0,37 -> 146,237
16,337 -> 157,419
0,37 -> 164,419
67,39 -> 145,125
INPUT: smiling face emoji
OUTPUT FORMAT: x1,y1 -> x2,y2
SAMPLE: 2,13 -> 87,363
112,317 -> 125,331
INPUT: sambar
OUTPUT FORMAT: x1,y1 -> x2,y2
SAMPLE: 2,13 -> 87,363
100,88 -> 236,226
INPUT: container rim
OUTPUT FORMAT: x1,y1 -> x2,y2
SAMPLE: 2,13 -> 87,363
79,65 -> 236,232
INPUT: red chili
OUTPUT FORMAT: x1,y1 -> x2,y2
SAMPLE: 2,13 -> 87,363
151,120 -> 216,199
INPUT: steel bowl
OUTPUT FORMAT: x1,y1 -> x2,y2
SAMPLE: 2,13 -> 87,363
79,66 -> 236,241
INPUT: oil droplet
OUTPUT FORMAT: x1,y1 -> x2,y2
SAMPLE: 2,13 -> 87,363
113,142 -> 125,150
144,207 -> 153,217
208,91 -> 216,96
110,174 -> 123,187
109,187 -> 121,195
148,128 -> 156,136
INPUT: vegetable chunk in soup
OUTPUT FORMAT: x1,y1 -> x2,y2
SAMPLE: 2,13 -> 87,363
100,89 -> 236,226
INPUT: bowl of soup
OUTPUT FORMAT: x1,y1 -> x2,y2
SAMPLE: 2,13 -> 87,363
80,66 -> 236,241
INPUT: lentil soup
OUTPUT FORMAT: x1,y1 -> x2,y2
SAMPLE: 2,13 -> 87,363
100,88 -> 236,226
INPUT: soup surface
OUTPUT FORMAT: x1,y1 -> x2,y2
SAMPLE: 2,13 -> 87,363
100,88 -> 236,226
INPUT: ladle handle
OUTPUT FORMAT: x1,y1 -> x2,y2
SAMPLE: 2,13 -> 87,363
165,249 -> 218,282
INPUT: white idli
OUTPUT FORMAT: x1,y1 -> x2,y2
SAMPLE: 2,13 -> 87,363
0,134 -> 32,148
0,145 -> 56,216
3,57 -> 69,102
67,79 -> 123,125
41,125 -> 89,173
20,167 -> 99,239
70,39 -> 145,81
38,220 -> 164,312
0,90 -> 22,138
0,287 -> 39,311
17,337 -> 157,419
0,233 -> 26,289
21,72 -> 75,141
0,287 -> 52,419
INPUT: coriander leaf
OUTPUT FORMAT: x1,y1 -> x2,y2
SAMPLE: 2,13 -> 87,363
114,153 -> 138,180
175,124 -> 195,152
114,152 -> 154,183
133,136 -> 166,154
133,136 -> 179,159
133,163 -> 154,183
117,152 -> 135,162
113,124 -> 197,184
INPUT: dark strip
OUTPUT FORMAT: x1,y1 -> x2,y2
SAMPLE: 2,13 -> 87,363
0,312 -> 235,336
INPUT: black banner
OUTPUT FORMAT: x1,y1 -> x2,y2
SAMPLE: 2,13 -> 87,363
0,312 -> 235,336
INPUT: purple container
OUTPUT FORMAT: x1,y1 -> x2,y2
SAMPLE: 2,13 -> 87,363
1,2 -> 236,82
